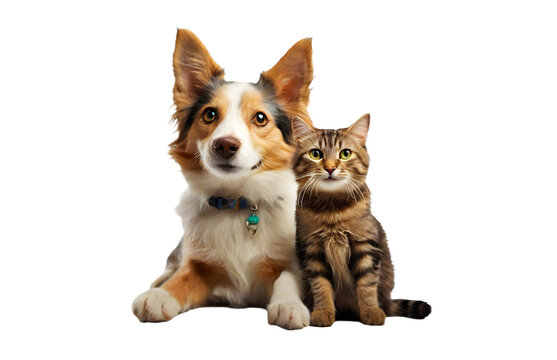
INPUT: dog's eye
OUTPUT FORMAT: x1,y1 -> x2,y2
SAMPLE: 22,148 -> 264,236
254,112 -> 268,127
202,108 -> 218,123
340,149 -> 352,160
308,149 -> 323,160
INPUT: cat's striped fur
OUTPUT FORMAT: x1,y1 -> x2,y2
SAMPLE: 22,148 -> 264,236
292,115 -> 431,326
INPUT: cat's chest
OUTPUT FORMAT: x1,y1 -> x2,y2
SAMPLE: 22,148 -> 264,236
322,229 -> 352,278
323,231 -> 351,264
321,228 -> 350,244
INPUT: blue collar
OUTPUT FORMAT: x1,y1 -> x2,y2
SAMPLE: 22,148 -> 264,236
208,196 -> 250,210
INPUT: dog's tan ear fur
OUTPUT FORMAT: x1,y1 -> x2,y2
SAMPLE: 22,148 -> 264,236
173,29 -> 224,107
170,30 -> 224,172
261,38 -> 313,124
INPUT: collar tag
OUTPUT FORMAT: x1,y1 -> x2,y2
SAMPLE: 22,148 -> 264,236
246,203 -> 259,236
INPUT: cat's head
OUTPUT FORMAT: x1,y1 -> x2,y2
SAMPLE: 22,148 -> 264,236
292,114 -> 370,195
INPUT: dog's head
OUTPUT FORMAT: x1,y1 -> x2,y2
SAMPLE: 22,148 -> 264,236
169,29 -> 313,179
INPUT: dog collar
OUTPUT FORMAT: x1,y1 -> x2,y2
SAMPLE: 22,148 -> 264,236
208,196 -> 259,236
208,196 -> 249,210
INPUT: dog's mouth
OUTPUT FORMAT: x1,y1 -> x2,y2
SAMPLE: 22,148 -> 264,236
215,163 -> 238,172
213,160 -> 262,173
251,160 -> 262,171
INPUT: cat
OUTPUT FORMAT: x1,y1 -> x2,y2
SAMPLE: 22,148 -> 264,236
291,114 -> 431,326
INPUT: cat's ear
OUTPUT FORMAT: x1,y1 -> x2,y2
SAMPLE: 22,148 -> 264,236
292,116 -> 315,140
347,114 -> 370,146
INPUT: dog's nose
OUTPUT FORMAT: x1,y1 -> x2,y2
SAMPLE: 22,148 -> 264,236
212,136 -> 241,159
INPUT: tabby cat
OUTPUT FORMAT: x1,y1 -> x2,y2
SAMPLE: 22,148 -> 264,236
292,114 -> 431,326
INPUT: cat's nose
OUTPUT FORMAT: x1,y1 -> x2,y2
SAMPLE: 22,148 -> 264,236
325,168 -> 336,176
212,136 -> 241,159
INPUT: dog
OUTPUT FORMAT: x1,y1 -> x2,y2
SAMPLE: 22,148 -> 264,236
132,29 -> 314,329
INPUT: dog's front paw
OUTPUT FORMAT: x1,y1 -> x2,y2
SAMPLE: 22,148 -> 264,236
267,301 -> 310,330
359,305 -> 386,325
310,309 -> 335,327
132,288 -> 181,322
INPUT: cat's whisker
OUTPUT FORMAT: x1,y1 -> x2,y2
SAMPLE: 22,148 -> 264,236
346,180 -> 358,202
353,184 -> 363,201
304,177 -> 318,207
347,178 -> 359,196
354,180 -> 366,200
298,184 -> 307,208
344,178 -> 356,202
295,173 -> 317,180
308,176 -> 320,201
348,178 -> 365,202
298,176 -> 316,208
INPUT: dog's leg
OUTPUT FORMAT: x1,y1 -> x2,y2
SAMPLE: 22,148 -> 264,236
267,263 -> 310,330
150,236 -> 183,288
132,259 -> 227,322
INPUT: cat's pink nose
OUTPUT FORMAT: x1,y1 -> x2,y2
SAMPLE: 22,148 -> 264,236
325,168 -> 335,175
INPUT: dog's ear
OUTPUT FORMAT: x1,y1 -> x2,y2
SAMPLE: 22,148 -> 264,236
346,114 -> 370,146
170,30 -> 224,172
173,29 -> 224,106
260,38 -> 313,111
292,116 -> 315,140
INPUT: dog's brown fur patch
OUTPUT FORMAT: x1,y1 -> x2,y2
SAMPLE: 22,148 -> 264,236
170,84 -> 233,172
239,90 -> 295,171
254,258 -> 289,295
162,259 -> 231,308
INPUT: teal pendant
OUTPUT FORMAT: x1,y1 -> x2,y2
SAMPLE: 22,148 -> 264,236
246,213 -> 259,236
246,214 -> 259,224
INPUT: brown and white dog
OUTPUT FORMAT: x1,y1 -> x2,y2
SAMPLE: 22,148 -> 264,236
131,29 -> 313,329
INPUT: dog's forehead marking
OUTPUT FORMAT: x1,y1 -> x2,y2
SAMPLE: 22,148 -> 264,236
211,82 -> 255,140
222,82 -> 256,110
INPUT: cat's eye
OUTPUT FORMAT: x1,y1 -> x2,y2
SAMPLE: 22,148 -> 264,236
340,149 -> 352,160
308,149 -> 323,160
202,108 -> 218,123
253,112 -> 268,127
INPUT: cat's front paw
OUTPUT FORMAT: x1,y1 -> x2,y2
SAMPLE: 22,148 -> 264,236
132,288 -> 181,322
359,305 -> 386,325
267,301 -> 310,330
310,309 -> 335,327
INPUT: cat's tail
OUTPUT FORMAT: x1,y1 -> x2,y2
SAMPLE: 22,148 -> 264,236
386,299 -> 431,319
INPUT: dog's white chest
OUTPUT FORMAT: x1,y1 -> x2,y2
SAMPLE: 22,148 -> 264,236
175,171 -> 298,303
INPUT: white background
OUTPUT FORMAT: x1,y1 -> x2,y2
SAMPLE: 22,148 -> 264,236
1,0 -> 556,359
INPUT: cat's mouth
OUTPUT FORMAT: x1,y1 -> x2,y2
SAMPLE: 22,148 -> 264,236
322,173 -> 343,181
316,176 -> 347,191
